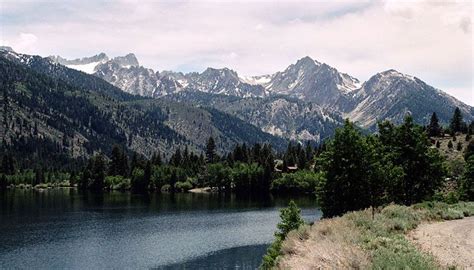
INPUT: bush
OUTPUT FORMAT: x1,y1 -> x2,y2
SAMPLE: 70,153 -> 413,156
160,184 -> 171,192
271,170 -> 322,193
174,181 -> 193,192
260,201 -> 304,269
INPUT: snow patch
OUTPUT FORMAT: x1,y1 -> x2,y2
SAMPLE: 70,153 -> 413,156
66,61 -> 105,74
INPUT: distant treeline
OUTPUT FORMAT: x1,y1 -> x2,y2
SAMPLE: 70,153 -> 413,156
1,108 -> 473,209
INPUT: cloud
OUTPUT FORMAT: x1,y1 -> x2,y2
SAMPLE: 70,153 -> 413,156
0,0 -> 472,105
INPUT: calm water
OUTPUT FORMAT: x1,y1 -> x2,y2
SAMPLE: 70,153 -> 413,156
0,189 -> 321,269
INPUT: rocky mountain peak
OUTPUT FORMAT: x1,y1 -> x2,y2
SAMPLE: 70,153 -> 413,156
111,53 -> 139,67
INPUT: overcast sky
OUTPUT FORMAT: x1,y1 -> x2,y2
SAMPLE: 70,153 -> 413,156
1,0 -> 472,105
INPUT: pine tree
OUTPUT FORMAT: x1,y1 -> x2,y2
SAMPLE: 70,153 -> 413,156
427,112 -> 441,137
90,154 -> 105,192
457,142 -> 463,151
448,140 -> 453,149
275,201 -> 304,239
449,107 -> 464,133
459,156 -> 474,201
317,120 -> 373,217
108,145 -> 123,176
206,137 -> 217,163
465,141 -> 474,160
436,141 -> 441,148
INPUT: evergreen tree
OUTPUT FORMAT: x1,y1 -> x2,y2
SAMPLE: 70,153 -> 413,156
34,167 -> 44,186
378,116 -> 445,204
108,145 -> 123,176
275,201 -> 304,239
449,107 -> 464,133
427,112 -> 441,137
465,141 -> 474,160
436,141 -> 441,148
0,174 -> 7,190
206,137 -> 217,163
90,154 -> 105,192
448,140 -> 453,149
317,120 -> 373,217
457,142 -> 463,151
459,156 -> 474,201
151,151 -> 162,166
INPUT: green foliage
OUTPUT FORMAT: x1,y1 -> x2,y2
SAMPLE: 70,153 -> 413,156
317,120 -> 390,217
174,181 -> 193,192
317,117 -> 445,218
104,175 -> 130,190
276,201 -> 304,239
260,201 -> 304,269
206,163 -> 232,192
131,168 -> 150,193
465,140 -> 474,161
271,170 -> 322,193
456,142 -> 462,151
449,107 -> 465,133
427,112 -> 441,137
206,137 -> 218,163
459,156 -> 474,201
231,162 -> 264,193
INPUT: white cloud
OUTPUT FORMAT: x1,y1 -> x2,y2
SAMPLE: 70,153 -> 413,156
0,0 -> 472,105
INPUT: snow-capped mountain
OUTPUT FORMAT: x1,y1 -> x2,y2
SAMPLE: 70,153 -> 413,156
261,56 -> 360,110
49,53 -> 109,74
49,51 -> 473,132
347,69 -> 474,128
94,58 -> 267,98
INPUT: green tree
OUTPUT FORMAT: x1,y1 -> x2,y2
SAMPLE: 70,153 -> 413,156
206,137 -> 218,163
275,200 -> 304,239
317,120 -> 373,217
465,141 -> 474,160
459,156 -> 474,201
457,142 -> 463,151
90,154 -> 106,192
108,145 -> 124,176
448,140 -> 453,149
449,107 -> 464,133
206,163 -> 232,192
378,116 -> 445,204
427,112 -> 441,137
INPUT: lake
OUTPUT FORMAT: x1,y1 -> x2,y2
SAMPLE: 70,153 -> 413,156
0,189 -> 321,269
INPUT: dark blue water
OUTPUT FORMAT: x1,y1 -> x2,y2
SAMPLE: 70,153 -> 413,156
0,189 -> 321,269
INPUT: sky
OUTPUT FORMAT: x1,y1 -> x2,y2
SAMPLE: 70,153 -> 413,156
1,0 -> 472,105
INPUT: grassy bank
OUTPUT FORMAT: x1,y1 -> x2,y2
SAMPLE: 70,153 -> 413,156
266,201 -> 474,269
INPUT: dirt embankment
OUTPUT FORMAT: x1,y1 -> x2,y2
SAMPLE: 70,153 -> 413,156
408,217 -> 474,269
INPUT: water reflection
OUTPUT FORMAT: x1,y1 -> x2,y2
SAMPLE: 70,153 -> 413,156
0,190 -> 321,269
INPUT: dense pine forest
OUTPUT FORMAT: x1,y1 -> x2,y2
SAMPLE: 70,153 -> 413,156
2,102 -> 473,209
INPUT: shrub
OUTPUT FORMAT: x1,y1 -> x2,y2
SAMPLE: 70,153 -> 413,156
271,170 -> 322,193
174,181 -> 193,192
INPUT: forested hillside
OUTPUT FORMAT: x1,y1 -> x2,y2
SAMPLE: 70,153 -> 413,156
0,53 -> 286,171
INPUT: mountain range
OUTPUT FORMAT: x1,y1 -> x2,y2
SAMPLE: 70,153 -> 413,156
49,51 -> 473,130
0,46 -> 472,164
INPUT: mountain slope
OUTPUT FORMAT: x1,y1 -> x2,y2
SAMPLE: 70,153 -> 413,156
263,56 -> 360,110
162,91 -> 344,143
348,70 -> 474,129
0,50 -> 286,166
51,52 -> 473,132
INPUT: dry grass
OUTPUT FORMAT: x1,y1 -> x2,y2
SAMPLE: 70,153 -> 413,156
276,216 -> 369,269
273,202 -> 474,270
